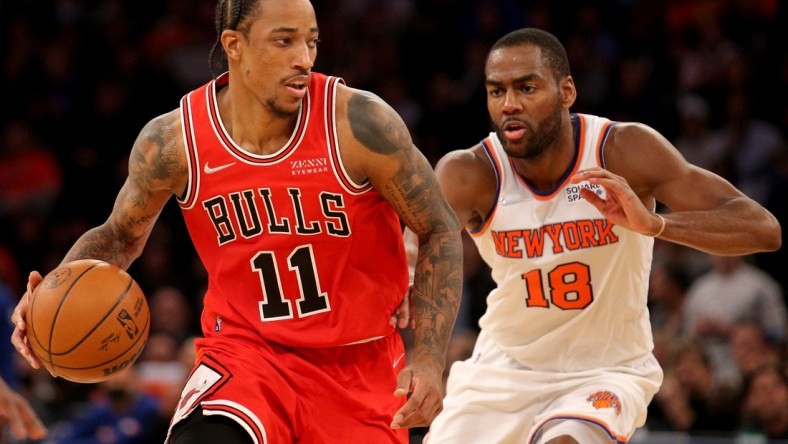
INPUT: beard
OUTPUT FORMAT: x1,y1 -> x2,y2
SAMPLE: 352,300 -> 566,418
265,98 -> 301,120
493,97 -> 563,160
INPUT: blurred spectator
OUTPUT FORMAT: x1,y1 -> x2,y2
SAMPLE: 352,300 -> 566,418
140,0 -> 214,91
682,254 -> 786,388
758,147 -> 788,295
0,373 -> 47,443
738,364 -> 788,440
133,333 -> 189,444
651,339 -> 741,435
134,333 -> 188,405
45,368 -> 160,444
0,246 -> 21,389
130,227 -> 177,294
0,120 -> 62,219
674,18 -> 738,100
147,286 -> 195,345
0,283 -> 18,391
177,337 -> 197,374
673,93 -> 723,171
707,90 -> 785,205
730,320 -> 783,383
649,261 -> 693,341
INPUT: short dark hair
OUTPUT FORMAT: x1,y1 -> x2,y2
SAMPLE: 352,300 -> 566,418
488,28 -> 571,81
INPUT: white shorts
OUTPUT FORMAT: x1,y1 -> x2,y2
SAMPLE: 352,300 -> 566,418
425,330 -> 663,444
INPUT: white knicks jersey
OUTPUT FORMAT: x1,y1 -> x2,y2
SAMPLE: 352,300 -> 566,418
470,113 -> 655,372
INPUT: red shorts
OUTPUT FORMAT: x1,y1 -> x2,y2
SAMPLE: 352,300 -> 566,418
167,330 -> 408,443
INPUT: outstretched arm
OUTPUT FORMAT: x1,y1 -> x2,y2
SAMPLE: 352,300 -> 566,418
342,87 -> 463,429
11,110 -> 187,369
571,122 -> 781,255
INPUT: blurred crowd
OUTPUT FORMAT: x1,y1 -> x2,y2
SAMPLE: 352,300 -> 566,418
0,0 -> 786,443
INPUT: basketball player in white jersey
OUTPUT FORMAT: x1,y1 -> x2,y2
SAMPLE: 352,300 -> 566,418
420,28 -> 781,444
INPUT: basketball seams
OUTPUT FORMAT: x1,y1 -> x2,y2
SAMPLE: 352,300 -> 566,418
50,275 -> 134,356
52,305 -> 150,372
29,261 -> 103,360
26,259 -> 150,383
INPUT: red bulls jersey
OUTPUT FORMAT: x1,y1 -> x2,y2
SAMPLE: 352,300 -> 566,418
177,72 -> 408,348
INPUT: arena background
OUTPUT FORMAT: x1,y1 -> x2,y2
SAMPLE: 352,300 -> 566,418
0,1 -> 786,443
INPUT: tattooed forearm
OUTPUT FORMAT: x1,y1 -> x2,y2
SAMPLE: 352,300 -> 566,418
62,224 -> 143,270
347,88 -> 463,367
385,148 -> 458,236
403,162 -> 463,367
412,229 -> 463,368
62,183 -> 158,270
347,92 -> 411,155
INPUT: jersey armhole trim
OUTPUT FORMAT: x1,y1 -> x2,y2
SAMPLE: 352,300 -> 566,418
328,77 -> 372,195
178,93 -> 200,209
597,120 -> 618,170
468,137 -> 501,238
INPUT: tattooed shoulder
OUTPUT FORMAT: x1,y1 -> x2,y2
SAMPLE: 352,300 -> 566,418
346,89 -> 412,155
129,109 -> 187,186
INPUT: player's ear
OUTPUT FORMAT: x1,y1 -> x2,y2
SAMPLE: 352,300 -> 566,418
221,29 -> 242,61
560,75 -> 577,109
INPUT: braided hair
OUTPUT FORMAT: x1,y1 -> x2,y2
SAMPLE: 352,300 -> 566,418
209,0 -> 262,78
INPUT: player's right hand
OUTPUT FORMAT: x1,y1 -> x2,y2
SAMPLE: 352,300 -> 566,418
391,357 -> 444,429
10,271 -> 43,370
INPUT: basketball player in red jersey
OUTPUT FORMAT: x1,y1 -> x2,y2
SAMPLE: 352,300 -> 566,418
10,0 -> 463,442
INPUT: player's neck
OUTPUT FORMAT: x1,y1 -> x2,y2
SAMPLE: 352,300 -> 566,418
217,88 -> 299,156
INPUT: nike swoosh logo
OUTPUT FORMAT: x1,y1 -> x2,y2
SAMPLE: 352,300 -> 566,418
393,353 -> 405,368
203,162 -> 236,174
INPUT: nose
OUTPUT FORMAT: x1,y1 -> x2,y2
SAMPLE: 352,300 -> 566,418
293,42 -> 314,71
501,90 -> 522,114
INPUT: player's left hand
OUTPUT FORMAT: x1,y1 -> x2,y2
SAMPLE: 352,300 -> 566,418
570,167 -> 661,236
391,358 -> 444,429
389,287 -> 415,329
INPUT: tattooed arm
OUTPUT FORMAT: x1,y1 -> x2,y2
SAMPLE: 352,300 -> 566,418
11,109 -> 187,368
336,85 -> 463,429
62,110 -> 187,268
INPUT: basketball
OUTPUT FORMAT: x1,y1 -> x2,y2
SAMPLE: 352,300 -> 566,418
26,259 -> 150,384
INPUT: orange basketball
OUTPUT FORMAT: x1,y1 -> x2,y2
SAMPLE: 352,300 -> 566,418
26,259 -> 150,383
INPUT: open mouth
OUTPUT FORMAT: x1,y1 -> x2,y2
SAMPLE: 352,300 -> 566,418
502,120 -> 527,140
285,76 -> 309,98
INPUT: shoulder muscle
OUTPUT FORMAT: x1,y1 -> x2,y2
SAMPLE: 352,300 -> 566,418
604,122 -> 689,195
129,109 -> 188,195
345,87 -> 412,156
436,145 -> 496,230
